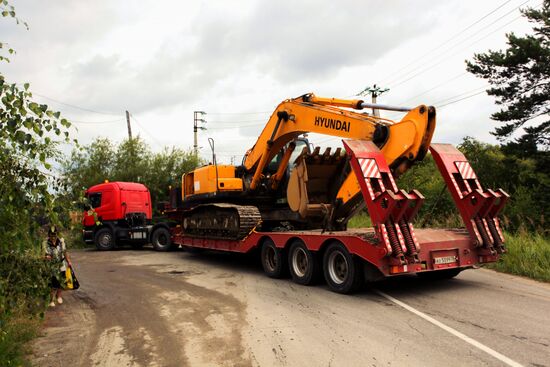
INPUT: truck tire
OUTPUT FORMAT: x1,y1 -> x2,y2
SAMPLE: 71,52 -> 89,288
151,227 -> 173,252
95,228 -> 115,251
417,268 -> 462,280
261,238 -> 287,278
323,242 -> 364,294
288,240 -> 321,285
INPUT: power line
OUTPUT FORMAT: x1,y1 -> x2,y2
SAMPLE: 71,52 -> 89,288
381,0 -> 526,86
69,118 -> 125,125
32,92 -> 120,116
388,10 -> 528,90
398,72 -> 468,105
207,119 -> 267,124
129,113 -> 164,147
436,90 -> 488,108
206,111 -> 271,115
208,123 -> 265,130
431,85 -> 489,106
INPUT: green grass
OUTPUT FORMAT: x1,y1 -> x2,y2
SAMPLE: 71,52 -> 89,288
489,231 -> 550,282
348,213 -> 372,228
0,310 -> 41,367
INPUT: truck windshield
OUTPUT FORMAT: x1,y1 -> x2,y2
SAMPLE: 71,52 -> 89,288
87,192 -> 102,208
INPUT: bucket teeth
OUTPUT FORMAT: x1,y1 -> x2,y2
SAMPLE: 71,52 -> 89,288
332,148 -> 342,162
322,147 -> 332,160
303,146 -> 345,165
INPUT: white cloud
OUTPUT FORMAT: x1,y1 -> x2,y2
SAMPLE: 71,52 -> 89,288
0,0 -> 537,164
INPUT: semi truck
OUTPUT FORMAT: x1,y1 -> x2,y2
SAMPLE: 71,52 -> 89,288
82,181 -> 173,251
84,94 -> 509,294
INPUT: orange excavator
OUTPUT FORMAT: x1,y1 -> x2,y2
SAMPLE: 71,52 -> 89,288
180,93 -> 435,239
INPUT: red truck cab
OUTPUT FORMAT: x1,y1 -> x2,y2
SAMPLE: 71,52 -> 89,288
83,182 -> 152,224
83,182 -> 167,250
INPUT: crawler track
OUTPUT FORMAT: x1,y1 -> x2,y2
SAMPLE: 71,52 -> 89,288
182,203 -> 261,240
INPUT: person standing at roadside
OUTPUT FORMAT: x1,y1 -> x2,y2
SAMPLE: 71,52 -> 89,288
44,226 -> 72,307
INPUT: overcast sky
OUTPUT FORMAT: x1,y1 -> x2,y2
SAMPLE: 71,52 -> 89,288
0,0 -> 537,163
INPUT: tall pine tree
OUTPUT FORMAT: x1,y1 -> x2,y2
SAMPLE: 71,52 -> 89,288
466,1 -> 550,156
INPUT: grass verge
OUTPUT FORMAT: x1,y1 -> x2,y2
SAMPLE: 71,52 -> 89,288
488,231 -> 550,282
0,311 -> 41,367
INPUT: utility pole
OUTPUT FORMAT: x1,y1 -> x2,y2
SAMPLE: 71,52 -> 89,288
125,110 -> 132,140
357,84 -> 389,117
193,111 -> 207,156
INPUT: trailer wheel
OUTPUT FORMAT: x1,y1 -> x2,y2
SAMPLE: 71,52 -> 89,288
323,242 -> 364,294
261,238 -> 287,278
95,228 -> 115,251
288,240 -> 321,285
417,268 -> 462,280
151,227 -> 173,252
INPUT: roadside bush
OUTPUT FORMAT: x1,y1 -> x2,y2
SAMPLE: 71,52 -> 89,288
0,250 -> 52,366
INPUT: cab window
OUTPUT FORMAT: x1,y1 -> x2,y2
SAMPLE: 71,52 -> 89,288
88,192 -> 102,208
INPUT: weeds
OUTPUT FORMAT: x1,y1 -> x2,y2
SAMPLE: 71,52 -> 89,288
0,251 -> 51,367
489,232 -> 550,282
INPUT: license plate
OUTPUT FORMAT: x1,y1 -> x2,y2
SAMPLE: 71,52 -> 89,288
131,232 -> 145,239
434,256 -> 457,264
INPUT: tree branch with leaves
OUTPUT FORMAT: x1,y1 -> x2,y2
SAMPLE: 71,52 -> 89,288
466,1 -> 550,151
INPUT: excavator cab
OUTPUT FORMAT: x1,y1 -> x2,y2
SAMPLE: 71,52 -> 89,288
267,137 -> 310,174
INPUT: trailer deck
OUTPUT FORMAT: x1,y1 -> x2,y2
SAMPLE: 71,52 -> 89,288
172,227 -> 498,277
169,141 -> 508,293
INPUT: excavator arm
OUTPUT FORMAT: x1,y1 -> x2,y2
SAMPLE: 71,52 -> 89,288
241,93 -> 435,228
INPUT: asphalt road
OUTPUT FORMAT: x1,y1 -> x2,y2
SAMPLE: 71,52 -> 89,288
32,248 -> 550,367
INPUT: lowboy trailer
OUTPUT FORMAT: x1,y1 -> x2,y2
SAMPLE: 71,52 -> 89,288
167,141 -> 509,294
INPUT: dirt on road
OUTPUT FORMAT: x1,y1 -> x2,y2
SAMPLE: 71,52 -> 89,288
31,248 -> 550,367
33,249 -> 252,367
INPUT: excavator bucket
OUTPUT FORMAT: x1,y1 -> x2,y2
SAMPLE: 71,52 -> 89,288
287,146 -> 347,219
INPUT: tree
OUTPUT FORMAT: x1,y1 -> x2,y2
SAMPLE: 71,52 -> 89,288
61,137 -> 201,209
466,1 -> 550,150
1,4 -> 78,365
62,138 -> 115,199
0,2 -> 75,250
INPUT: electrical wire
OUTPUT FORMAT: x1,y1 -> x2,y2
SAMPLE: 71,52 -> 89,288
207,119 -> 267,124
397,72 -> 468,105
69,118 -> 126,125
381,0 -> 529,87
388,10 -> 529,89
129,113 -> 164,147
32,92 -> 120,116
430,85 -> 489,106
207,123 -> 265,130
436,90 -> 489,108
206,111 -> 271,115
